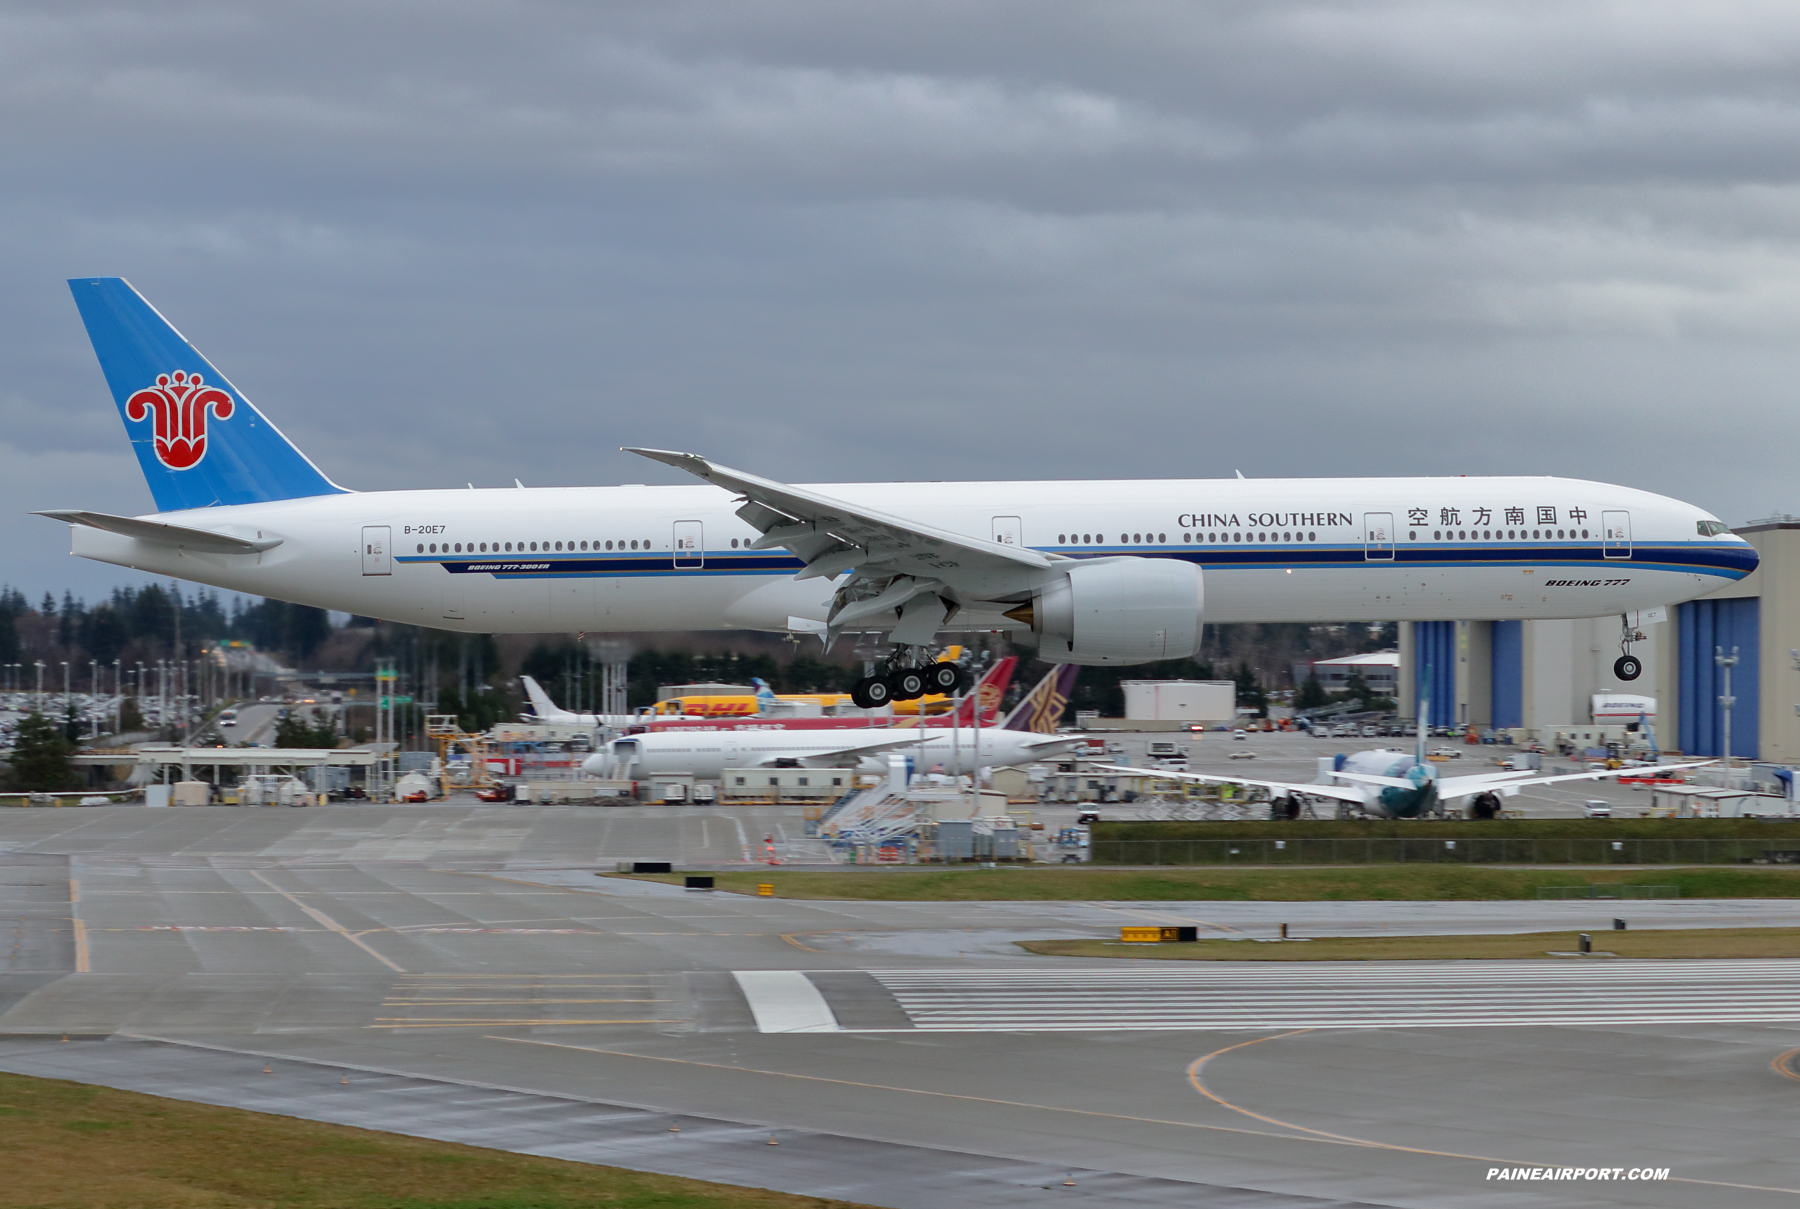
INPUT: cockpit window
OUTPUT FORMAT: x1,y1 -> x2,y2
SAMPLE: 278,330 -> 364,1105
1697,520 -> 1731,537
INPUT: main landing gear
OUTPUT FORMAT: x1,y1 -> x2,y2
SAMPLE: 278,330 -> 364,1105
1614,612 -> 1647,682
849,652 -> 970,709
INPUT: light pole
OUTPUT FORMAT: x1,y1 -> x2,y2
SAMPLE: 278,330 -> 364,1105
1716,645 -> 1739,784
33,660 -> 44,714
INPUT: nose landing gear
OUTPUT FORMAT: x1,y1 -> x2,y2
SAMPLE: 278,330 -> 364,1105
1614,612 -> 1648,681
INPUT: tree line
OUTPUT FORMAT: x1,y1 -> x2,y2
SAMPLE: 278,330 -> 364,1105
0,584 -> 333,674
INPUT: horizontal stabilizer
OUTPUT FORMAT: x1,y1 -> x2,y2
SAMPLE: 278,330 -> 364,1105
34,509 -> 281,555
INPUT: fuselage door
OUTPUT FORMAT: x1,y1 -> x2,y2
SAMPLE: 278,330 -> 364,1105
361,525 -> 391,576
1602,511 -> 1631,560
991,516 -> 1022,547
1363,513 -> 1395,561
673,520 -> 703,569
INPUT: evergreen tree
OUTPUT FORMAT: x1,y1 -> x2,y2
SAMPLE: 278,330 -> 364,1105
1233,663 -> 1268,717
7,712 -> 77,790
274,709 -> 339,748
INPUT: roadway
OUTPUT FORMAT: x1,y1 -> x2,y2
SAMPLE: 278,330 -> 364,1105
2,804 -> 1799,1207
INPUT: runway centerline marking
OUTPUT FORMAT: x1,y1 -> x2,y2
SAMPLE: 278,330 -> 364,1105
247,870 -> 404,973
1185,1030 -> 1800,1197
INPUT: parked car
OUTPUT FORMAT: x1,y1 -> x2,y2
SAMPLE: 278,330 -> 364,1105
1229,750 -> 1257,760
1583,799 -> 1611,818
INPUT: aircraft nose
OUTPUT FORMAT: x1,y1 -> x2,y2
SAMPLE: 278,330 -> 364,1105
581,753 -> 608,777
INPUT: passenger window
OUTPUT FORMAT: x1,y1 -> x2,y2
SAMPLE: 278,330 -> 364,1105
1158,533 -> 1166,543
1433,531 -> 1440,540
416,544 -> 424,553
1308,532 -> 1315,540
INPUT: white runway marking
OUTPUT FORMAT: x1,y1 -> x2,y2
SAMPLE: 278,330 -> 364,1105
862,961 -> 1800,1031
733,970 -> 841,1033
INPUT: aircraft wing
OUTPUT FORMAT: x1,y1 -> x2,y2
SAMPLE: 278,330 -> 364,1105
1435,760 -> 1716,803
740,734 -> 934,768
625,450 -> 1056,636
1081,763 -> 1371,805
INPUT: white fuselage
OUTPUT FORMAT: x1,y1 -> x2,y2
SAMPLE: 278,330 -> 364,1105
63,475 -> 1753,635
589,727 -> 1072,779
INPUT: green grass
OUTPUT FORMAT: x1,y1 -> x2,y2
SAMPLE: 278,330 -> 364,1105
608,865 -> 1800,901
1017,926 -> 1800,962
0,1069 -> 869,1209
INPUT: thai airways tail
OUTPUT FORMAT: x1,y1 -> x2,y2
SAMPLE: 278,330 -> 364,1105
520,675 -> 580,724
67,278 -> 346,513
1003,664 -> 1080,733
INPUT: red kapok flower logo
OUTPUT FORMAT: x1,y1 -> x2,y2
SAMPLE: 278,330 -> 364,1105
124,371 -> 234,470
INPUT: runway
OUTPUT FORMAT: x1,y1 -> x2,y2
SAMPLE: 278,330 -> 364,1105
4,804 -> 1800,1208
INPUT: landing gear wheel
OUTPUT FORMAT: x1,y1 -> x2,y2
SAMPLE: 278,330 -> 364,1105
1614,655 -> 1642,681
890,668 -> 927,700
924,662 -> 962,694
854,676 -> 892,709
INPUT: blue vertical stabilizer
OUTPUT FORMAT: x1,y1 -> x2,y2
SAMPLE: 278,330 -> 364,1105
68,278 -> 346,513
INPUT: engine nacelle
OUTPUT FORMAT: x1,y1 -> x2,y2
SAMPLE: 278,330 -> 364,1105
1008,557 -> 1203,665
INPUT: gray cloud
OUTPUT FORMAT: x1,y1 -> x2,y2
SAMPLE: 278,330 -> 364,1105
4,0 -> 1800,600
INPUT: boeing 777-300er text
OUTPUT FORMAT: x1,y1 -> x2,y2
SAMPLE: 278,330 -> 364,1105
41,278 -> 1756,706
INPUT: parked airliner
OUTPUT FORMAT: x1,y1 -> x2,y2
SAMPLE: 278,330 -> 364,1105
1087,716 -> 1713,820
42,278 -> 1756,707
585,668 -> 1079,780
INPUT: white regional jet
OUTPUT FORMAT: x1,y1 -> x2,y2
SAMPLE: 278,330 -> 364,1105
42,279 -> 1757,708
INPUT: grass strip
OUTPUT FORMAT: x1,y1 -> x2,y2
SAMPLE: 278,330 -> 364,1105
0,1069 -> 868,1209
606,865 -> 1800,901
1016,927 -> 1800,962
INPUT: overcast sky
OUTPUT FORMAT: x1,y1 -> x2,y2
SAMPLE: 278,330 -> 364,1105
5,0 -> 1800,602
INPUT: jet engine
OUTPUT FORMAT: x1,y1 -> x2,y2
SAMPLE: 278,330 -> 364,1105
1004,557 -> 1202,665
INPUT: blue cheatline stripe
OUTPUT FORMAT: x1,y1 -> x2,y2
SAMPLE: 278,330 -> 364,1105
390,541 -> 1752,581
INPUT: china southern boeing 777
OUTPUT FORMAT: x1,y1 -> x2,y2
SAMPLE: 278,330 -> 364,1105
40,279 -> 1756,707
